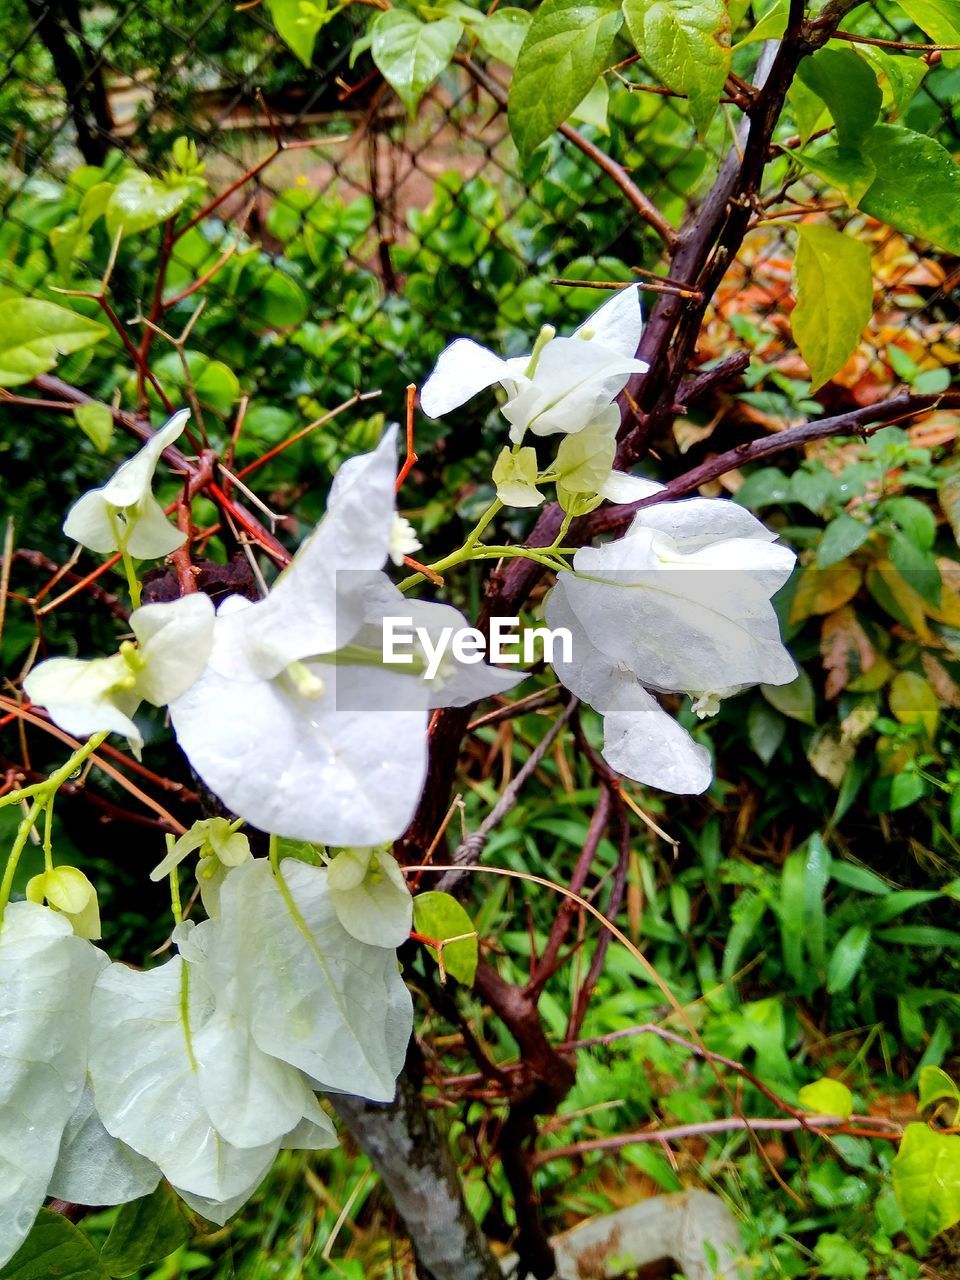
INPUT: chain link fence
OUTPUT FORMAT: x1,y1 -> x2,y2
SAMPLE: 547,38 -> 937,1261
1,0 -> 957,426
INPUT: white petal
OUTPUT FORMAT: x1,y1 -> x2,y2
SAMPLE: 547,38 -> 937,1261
222,430 -> 399,678
47,1081 -> 161,1206
122,494 -> 186,560
280,1112 -> 338,1151
62,489 -> 118,554
574,284 -> 644,359
89,956 -> 279,1204
600,471 -> 665,504
328,848 -> 413,948
419,338 -> 514,418
171,660 -> 429,846
101,409 -> 190,509
601,680 -> 712,794
22,655 -> 143,755
502,338 -> 647,438
212,858 -> 412,1101
631,496 -> 781,548
132,593 -> 216,705
0,904 -> 106,1266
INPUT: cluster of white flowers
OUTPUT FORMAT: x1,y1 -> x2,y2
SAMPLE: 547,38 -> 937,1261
6,287 -> 798,1257
421,286 -> 798,791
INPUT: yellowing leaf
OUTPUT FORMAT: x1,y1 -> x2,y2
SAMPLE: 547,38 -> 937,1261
790,562 -> 862,624
889,670 -> 939,738
798,1077 -> 854,1120
0,299 -> 108,387
413,891 -> 478,986
918,1066 -> 960,1124
792,224 -> 873,392
623,0 -> 730,136
820,605 -> 874,698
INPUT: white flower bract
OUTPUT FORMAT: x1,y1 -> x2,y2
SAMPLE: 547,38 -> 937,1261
420,286 -> 649,442
63,408 -> 190,558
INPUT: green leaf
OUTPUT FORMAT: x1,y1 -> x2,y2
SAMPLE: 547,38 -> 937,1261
860,125 -> 960,256
792,144 -> 876,209
623,0 -> 730,135
734,0 -> 786,47
0,1209 -> 108,1280
100,1184 -> 192,1277
371,12 -> 463,116
814,1233 -> 869,1279
938,456 -> 960,547
413,890 -> 479,986
493,446 -> 543,508
883,495 -> 936,550
893,1123 -> 960,1248
0,299 -> 108,387
761,669 -> 816,725
797,47 -> 881,149
896,0 -> 960,67
73,401 -> 114,453
786,76 -> 828,146
798,1077 -> 854,1120
508,0 -> 623,157
571,76 -> 610,133
918,1066 -> 960,1123
747,698 -> 786,765
826,924 -> 871,994
268,0 -> 327,66
721,889 -> 767,982
104,172 -> 192,240
475,8 -> 530,65
817,513 -> 871,568
792,223 -> 873,392
857,43 -> 927,119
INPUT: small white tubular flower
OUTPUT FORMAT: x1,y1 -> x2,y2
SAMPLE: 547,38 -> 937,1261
420,286 -> 648,441
389,515 -> 422,566
47,1082 -> 160,1207
328,846 -> 412,947
24,593 -> 215,758
545,495 -> 798,793
203,858 -> 412,1102
0,902 -> 106,1266
63,408 -> 190,558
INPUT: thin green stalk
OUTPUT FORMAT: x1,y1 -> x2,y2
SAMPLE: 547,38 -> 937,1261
0,800 -> 42,923
0,731 -> 109,812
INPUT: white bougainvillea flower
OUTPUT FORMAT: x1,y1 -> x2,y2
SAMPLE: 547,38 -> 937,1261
202,858 -> 412,1102
420,286 -> 648,442
63,408 -> 190,558
24,593 -> 214,758
0,902 -> 106,1266
327,846 -> 412,947
545,496 -> 797,792
47,1082 -> 160,1207
171,432 -> 520,845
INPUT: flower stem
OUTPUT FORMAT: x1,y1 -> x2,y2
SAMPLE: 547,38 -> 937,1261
120,547 -> 142,609
0,800 -> 42,925
167,834 -> 183,925
0,731 -> 109,812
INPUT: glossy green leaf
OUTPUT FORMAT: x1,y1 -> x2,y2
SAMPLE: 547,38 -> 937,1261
571,76 -> 610,133
797,47 -> 881,149
508,0 -> 623,157
814,1233 -> 869,1279
0,1210 -> 108,1280
104,172 -> 192,240
896,0 -> 960,67
792,144 -> 876,208
826,924 -> 871,994
798,1077 -> 854,1119
883,495 -> 936,550
623,0 -> 730,135
817,513 -> 871,568
413,890 -> 478,986
918,1066 -> 960,1123
73,401 -> 114,453
0,299 -> 108,387
747,698 -> 785,765
860,125 -> 960,256
761,669 -> 815,725
893,1123 -> 960,1247
371,12 -> 463,116
792,223 -> 873,392
475,8 -> 530,65
268,0 -> 327,66
857,43 -> 927,118
100,1184 -> 192,1277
